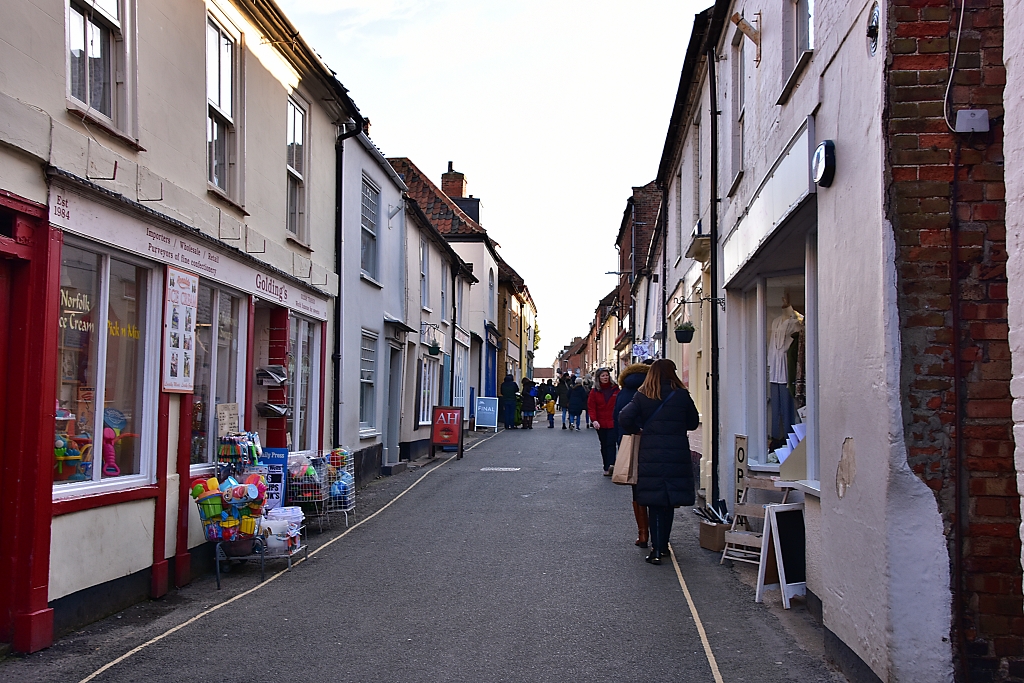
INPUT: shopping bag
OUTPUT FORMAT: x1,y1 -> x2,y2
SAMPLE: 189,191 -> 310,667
612,434 -> 640,485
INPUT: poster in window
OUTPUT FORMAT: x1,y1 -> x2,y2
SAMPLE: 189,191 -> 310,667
162,266 -> 199,392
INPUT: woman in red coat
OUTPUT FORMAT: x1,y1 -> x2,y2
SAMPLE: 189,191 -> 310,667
588,368 -> 620,475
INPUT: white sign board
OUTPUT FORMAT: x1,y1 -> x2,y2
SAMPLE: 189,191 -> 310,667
162,266 -> 199,393
474,396 -> 499,432
49,186 -> 329,320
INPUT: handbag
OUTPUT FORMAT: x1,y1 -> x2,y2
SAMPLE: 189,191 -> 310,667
611,434 -> 640,485
611,390 -> 679,486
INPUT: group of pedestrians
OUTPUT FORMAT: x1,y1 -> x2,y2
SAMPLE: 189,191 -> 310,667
498,374 -> 560,430
585,360 -> 700,566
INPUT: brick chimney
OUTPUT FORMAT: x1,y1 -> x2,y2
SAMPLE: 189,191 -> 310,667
441,161 -> 467,198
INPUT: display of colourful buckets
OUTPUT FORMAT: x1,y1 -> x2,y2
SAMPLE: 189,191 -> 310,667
197,491 -> 224,520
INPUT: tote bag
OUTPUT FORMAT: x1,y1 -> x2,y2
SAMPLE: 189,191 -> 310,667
611,434 -> 640,485
611,390 -> 678,486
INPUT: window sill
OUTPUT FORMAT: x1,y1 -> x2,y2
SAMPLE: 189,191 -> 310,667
286,235 -> 313,253
776,479 -> 821,497
207,185 -> 249,216
358,429 -> 381,440
422,306 -> 433,314
189,462 -> 217,478
52,481 -> 159,515
66,102 -> 146,152
777,50 -> 814,106
360,272 -> 383,288
727,170 -> 744,197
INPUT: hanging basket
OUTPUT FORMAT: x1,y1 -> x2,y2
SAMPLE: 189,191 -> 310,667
675,329 -> 695,344
427,342 -> 441,356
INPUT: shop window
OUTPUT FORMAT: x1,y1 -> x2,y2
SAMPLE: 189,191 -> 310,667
765,275 -> 806,455
207,17 -> 239,198
453,343 -> 468,410
190,284 -> 244,466
419,357 -> 439,425
360,178 -> 380,279
55,242 -> 157,491
359,331 -> 376,430
287,315 -> 318,450
286,98 -> 306,241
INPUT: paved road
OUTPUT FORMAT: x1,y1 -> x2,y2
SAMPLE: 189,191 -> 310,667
2,426 -> 845,682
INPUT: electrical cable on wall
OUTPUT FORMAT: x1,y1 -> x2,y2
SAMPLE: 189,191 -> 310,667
943,0 -> 967,132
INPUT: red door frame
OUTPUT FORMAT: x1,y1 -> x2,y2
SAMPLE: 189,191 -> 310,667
0,190 -> 59,652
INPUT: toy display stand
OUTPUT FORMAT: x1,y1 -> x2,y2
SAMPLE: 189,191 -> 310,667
325,449 -> 356,526
286,455 -> 332,533
214,525 -> 309,590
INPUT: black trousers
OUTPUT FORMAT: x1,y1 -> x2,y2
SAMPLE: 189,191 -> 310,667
647,505 -> 675,554
597,428 -> 617,471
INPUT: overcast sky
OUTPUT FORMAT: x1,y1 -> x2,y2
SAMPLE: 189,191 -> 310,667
277,0 -> 707,366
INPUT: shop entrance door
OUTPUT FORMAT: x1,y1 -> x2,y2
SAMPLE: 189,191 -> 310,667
382,346 -> 401,465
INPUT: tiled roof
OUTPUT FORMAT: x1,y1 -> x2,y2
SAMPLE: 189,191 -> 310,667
387,158 -> 487,236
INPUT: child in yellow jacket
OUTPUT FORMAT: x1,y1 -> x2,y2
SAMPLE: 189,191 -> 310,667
544,394 -> 556,428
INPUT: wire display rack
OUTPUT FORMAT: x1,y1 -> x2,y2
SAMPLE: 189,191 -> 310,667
286,453 -> 331,533
325,447 -> 356,526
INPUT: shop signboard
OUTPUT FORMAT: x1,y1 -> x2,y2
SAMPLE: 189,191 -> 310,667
162,266 -> 199,393
632,341 -> 651,359
261,448 -> 288,510
431,406 -> 464,459
475,396 -> 498,432
49,186 -> 330,320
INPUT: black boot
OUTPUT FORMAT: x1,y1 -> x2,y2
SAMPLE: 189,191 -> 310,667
645,549 -> 662,565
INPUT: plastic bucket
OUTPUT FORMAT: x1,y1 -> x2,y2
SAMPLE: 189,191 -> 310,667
197,492 -> 224,520
238,516 -> 259,536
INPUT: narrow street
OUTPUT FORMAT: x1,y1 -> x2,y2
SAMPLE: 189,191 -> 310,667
2,427 -> 842,683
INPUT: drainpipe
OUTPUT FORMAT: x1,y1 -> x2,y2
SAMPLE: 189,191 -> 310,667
708,46 -> 723,513
333,119 -> 363,448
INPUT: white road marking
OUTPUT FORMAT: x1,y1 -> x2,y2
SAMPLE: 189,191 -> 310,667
669,542 -> 725,683
76,432 -> 507,683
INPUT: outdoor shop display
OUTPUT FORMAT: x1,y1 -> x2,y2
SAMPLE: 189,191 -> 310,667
285,448 -> 356,529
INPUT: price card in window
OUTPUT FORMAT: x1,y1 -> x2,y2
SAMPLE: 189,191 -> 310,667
162,266 -> 199,393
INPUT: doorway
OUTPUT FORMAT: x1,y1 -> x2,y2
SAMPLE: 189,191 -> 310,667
383,345 -> 402,465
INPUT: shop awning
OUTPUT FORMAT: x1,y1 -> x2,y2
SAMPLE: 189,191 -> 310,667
383,313 -> 416,333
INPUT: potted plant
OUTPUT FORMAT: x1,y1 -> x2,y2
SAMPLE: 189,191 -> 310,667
427,340 -> 441,356
675,321 -> 695,344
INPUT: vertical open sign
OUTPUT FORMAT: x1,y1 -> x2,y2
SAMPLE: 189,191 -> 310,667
431,406 -> 465,460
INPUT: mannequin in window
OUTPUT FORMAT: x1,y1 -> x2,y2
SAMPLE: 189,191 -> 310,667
768,291 -> 804,443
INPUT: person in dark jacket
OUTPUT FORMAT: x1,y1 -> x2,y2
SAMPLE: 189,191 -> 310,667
618,359 -> 699,565
614,363 -> 651,547
556,373 -> 573,429
499,374 -> 519,430
521,390 -> 537,429
566,380 -> 588,430
587,368 -> 620,475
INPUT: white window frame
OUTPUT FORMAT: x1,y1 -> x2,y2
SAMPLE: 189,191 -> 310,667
488,268 -> 495,323
419,356 -> 439,425
419,239 -> 430,310
456,277 -> 464,326
189,281 -> 248,473
453,339 -> 468,411
53,238 -> 161,499
440,261 -> 449,322
730,27 -> 746,193
286,96 -> 307,243
361,177 -> 380,280
359,330 -> 377,431
206,13 -> 243,204
288,314 -> 320,450
66,0 -> 137,140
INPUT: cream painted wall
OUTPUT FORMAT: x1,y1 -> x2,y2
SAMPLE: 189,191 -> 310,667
1004,0 -> 1024,583
49,500 -> 156,601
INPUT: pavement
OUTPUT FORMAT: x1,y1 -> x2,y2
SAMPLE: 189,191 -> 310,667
0,424 -> 847,683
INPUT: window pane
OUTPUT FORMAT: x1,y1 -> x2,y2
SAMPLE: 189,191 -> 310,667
87,17 -> 111,116
191,284 -> 215,464
55,245 -> 102,485
95,0 -> 119,21
287,174 -> 300,235
208,115 -> 227,189
298,321 -> 313,448
206,22 -> 218,105
69,6 -> 87,104
216,295 -> 239,407
103,259 -> 147,478
359,334 -> 375,427
220,30 -> 233,115
287,100 -> 304,175
361,229 -> 377,278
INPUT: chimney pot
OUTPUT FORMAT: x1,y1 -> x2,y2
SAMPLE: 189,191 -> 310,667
448,161 -> 453,172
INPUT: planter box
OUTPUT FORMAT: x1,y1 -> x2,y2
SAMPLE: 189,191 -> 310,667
699,520 -> 727,552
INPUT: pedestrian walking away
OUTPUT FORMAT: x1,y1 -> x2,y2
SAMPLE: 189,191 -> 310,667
521,391 -> 537,429
614,363 -> 651,547
500,374 -> 520,430
587,368 -> 620,475
556,372 -> 572,429
567,379 -> 588,430
617,359 -> 699,565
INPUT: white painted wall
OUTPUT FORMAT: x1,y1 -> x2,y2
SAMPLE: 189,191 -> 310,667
1004,0 -> 1024,585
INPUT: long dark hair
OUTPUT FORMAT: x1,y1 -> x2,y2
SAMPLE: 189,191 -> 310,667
637,359 -> 685,400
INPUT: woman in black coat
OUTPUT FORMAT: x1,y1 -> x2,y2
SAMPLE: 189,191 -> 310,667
566,381 -> 588,430
618,359 -> 699,565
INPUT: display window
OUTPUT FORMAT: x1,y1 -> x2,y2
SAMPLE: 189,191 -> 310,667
287,313 -> 318,450
54,241 -> 159,493
190,283 -> 246,467
765,275 -> 806,452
